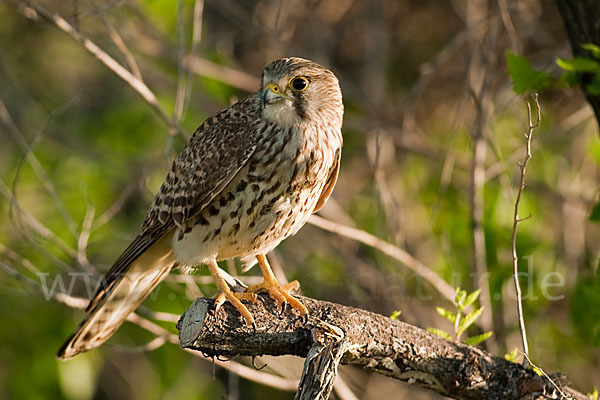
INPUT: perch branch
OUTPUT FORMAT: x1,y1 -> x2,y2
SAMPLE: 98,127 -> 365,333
178,295 -> 586,400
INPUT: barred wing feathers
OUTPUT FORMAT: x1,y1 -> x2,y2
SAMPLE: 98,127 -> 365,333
57,96 -> 260,359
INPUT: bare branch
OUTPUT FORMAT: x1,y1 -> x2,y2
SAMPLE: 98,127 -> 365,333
0,178 -> 77,260
172,0 -> 204,129
185,56 -> 260,93
19,0 -> 188,141
0,96 -> 79,235
510,93 -> 541,367
93,183 -> 136,230
88,0 -> 143,81
308,215 -> 460,308
172,0 -> 188,129
76,201 -> 96,274
295,321 -> 346,400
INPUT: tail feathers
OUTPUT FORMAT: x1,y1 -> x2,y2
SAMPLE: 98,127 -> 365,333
57,235 -> 176,360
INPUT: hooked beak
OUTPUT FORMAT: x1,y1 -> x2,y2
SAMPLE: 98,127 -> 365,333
263,82 -> 285,105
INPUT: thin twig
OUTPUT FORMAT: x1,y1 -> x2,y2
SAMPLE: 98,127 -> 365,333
0,96 -> 79,235
498,0 -> 521,53
20,0 -> 188,142
92,2 -> 144,81
172,0 -> 204,128
76,200 -> 96,274
511,93 -> 541,367
0,243 -> 41,276
172,0 -> 187,132
92,182 -> 136,230
332,374 -> 359,400
520,352 -> 572,400
0,178 -> 76,260
308,215 -> 459,307
0,260 -> 41,293
185,0 -> 204,111
185,56 -> 260,92
110,336 -> 168,353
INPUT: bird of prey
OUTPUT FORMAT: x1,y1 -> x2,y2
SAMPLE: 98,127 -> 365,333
57,57 -> 344,360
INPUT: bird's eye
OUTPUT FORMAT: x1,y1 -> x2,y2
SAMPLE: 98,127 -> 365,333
289,76 -> 309,92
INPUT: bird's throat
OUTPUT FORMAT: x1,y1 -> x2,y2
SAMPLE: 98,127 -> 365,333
262,102 -> 302,128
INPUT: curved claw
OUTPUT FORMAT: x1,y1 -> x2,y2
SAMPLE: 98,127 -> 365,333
246,278 -> 308,318
214,290 -> 256,326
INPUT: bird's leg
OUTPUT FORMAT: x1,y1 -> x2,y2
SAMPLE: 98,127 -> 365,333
206,259 -> 257,326
245,254 -> 308,318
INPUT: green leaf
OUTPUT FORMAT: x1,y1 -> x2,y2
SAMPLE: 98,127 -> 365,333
504,348 -> 519,363
556,57 -> 600,74
582,43 -> 600,59
427,328 -> 453,340
464,331 -> 493,346
533,366 -> 543,376
436,307 -> 457,324
587,386 -> 599,400
389,310 -> 402,320
506,51 -> 552,93
457,307 -> 483,336
464,289 -> 481,308
455,288 -> 467,307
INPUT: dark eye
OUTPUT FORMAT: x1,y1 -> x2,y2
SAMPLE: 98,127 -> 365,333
290,77 -> 308,92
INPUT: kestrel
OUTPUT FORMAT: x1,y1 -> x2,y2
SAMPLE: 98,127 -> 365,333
57,57 -> 343,360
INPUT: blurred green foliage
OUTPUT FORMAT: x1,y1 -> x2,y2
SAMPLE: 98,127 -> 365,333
0,1 -> 599,399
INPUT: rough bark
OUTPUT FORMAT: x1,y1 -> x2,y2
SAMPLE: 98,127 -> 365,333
178,295 -> 586,400
555,0 -> 600,128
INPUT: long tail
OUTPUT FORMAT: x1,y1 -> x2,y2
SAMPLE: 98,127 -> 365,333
57,233 -> 176,360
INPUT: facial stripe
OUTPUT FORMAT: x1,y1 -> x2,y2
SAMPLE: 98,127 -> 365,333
293,92 -> 306,120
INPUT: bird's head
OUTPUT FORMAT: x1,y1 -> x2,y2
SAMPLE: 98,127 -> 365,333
260,57 -> 343,128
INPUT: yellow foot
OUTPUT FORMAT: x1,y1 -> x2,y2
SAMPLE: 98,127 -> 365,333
214,289 -> 257,327
246,278 -> 308,318
207,259 -> 257,327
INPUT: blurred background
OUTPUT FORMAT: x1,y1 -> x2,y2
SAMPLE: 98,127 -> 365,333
0,0 -> 599,398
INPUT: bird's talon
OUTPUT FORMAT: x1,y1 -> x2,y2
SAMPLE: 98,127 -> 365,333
278,301 -> 287,316
302,313 -> 309,324
214,293 -> 226,312
245,255 -> 310,321
210,279 -> 255,326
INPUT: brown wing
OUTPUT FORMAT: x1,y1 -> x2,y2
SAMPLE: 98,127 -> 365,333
313,148 -> 341,213
101,95 -> 261,283
57,96 -> 261,359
